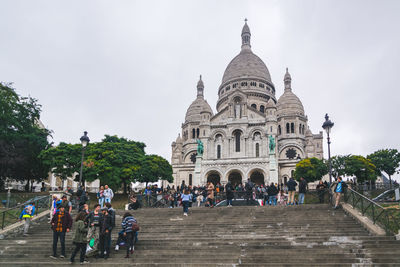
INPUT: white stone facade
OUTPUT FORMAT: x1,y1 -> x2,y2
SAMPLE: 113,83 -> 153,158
171,21 -> 323,187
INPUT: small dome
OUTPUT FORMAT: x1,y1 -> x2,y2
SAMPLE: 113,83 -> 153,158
185,98 -> 213,123
222,49 -> 272,85
266,98 -> 276,108
305,128 -> 313,137
277,90 -> 305,116
176,134 -> 182,143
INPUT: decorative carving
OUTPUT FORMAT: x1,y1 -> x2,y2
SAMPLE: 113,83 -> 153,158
286,148 -> 297,159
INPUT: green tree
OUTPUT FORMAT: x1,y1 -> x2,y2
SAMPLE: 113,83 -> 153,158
367,149 -> 400,188
330,155 -> 350,178
0,83 -> 51,191
345,155 -> 377,185
137,155 -> 173,185
294,157 -> 328,183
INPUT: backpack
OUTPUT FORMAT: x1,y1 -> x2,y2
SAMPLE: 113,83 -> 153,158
25,205 -> 33,215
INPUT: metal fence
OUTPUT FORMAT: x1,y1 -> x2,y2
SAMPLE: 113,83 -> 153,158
340,187 -> 400,235
1,195 -> 51,230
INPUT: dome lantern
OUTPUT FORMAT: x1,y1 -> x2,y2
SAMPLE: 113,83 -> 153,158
284,67 -> 292,91
197,75 -> 204,98
241,18 -> 251,50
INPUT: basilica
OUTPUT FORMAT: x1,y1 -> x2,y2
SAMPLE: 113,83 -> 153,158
171,21 -> 323,187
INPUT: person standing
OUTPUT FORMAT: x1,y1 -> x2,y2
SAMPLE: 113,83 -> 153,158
19,202 -> 35,236
97,186 -> 105,208
105,202 -> 115,258
60,195 -> 72,214
69,212 -> 89,264
206,181 -> 215,208
181,189 -> 191,216
287,177 -> 297,205
225,181 -> 234,207
316,180 -> 327,203
103,185 -> 114,204
50,195 -> 58,222
267,183 -> 279,206
245,179 -> 254,205
333,177 -> 347,209
121,212 -> 138,258
86,204 -> 103,256
99,207 -> 112,259
50,205 -> 72,259
298,178 -> 308,205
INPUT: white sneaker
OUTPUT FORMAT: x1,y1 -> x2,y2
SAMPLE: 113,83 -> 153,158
115,245 -> 119,251
184,213 -> 188,216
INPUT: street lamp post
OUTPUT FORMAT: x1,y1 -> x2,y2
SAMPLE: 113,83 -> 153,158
79,131 -> 90,187
322,114 -> 334,185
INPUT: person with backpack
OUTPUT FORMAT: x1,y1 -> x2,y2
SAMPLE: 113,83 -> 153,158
225,181 -> 234,207
50,205 -> 72,259
121,212 -> 138,258
267,183 -> 279,206
69,212 -> 89,264
287,177 -> 298,205
19,202 -> 35,236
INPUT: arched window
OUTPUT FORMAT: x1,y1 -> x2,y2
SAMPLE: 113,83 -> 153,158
291,170 -> 294,178
196,128 -> 200,138
251,104 -> 257,109
302,125 -> 305,134
260,105 -> 265,113
278,125 -> 282,135
234,130 -> 241,152
192,128 -> 195,139
291,123 -> 294,133
299,124 -> 302,134
255,143 -> 259,157
286,123 -> 290,134
189,174 -> 192,186
270,126 -> 273,133
217,145 -> 221,159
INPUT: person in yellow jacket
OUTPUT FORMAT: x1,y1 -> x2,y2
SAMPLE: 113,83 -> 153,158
19,202 -> 35,236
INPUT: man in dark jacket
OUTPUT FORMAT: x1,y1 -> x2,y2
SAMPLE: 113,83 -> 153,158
50,205 -> 72,259
298,178 -> 308,204
99,207 -> 113,259
225,181 -> 234,207
105,202 -> 116,257
245,179 -> 254,204
267,183 -> 279,206
287,178 -> 298,205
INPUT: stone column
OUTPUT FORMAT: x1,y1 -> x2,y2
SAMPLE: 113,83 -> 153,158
194,155 -> 203,185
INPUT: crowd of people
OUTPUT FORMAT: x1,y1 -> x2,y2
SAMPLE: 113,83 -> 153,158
126,177 -> 333,216
22,184 -> 137,264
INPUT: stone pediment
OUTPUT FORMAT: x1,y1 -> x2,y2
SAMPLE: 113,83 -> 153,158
210,107 -> 229,124
247,106 -> 266,120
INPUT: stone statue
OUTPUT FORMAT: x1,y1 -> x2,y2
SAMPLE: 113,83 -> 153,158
196,139 -> 204,156
268,135 -> 275,154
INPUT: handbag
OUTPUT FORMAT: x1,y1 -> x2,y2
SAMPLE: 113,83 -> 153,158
132,222 -> 140,232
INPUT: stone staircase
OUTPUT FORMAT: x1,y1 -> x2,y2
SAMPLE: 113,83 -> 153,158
0,204 -> 399,266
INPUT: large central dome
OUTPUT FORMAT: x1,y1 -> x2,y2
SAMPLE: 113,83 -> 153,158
221,21 -> 272,86
222,49 -> 272,85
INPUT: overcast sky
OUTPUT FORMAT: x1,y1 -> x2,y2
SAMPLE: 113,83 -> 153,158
1,0 -> 399,181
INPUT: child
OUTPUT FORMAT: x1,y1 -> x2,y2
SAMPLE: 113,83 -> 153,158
181,189 -> 192,216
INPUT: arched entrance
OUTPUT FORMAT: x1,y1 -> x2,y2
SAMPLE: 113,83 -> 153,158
207,171 -> 220,185
228,171 -> 242,187
250,171 -> 264,185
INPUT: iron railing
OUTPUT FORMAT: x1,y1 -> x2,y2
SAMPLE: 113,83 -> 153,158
1,195 -> 51,230
337,187 -> 400,235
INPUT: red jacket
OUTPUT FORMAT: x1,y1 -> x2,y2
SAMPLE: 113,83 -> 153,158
51,211 -> 72,232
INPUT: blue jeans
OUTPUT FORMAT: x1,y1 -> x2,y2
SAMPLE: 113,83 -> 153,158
269,195 -> 277,206
53,231 -> 66,256
105,198 -> 111,204
299,193 -> 305,204
99,197 -> 105,208
227,199 -> 233,206
182,201 -> 189,213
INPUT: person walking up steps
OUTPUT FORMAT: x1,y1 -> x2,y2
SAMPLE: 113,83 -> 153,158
70,212 -> 89,264
19,202 -> 35,236
333,177 -> 347,209
181,189 -> 191,216
121,212 -> 138,258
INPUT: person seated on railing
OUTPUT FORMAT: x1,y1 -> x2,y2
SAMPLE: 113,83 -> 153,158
128,195 -> 141,210
19,202 -> 35,236
332,176 -> 348,209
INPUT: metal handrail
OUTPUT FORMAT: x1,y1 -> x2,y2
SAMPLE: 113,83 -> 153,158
337,187 -> 400,235
1,195 -> 51,229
